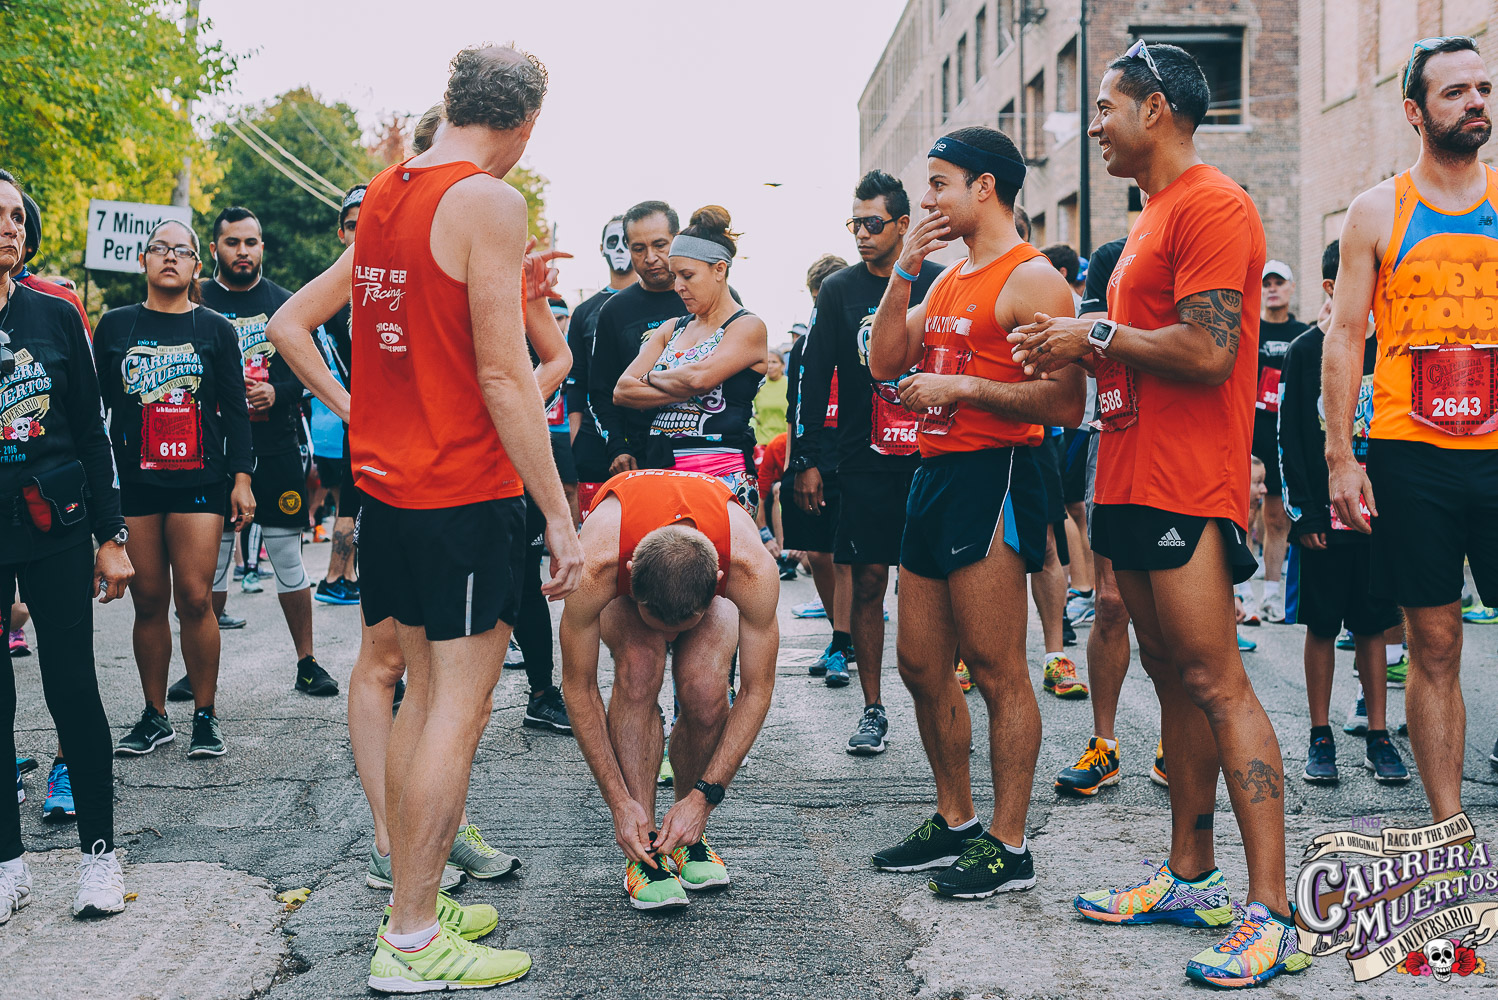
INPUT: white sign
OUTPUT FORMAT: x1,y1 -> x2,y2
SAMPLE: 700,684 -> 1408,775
85,199 -> 193,273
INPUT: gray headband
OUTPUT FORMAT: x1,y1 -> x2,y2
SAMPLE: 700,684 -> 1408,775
670,234 -> 733,265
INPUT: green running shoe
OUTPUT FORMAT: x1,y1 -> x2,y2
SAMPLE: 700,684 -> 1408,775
449,824 -> 521,879
381,891 -> 497,942
365,846 -> 463,891
669,837 -> 729,889
625,857 -> 687,910
1385,654 -> 1408,688
368,924 -> 530,993
114,705 -> 175,756
657,757 -> 674,788
1185,901 -> 1311,988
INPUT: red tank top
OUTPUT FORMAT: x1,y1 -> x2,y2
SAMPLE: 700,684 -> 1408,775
594,469 -> 732,599
917,243 -> 1046,456
349,160 -> 523,508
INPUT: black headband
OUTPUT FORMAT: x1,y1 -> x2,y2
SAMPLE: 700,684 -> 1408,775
928,136 -> 1026,189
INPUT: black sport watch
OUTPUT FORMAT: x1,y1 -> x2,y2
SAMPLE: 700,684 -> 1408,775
693,780 -> 724,805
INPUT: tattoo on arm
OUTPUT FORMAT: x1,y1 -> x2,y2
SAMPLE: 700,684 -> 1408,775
1232,758 -> 1283,804
1177,289 -> 1244,355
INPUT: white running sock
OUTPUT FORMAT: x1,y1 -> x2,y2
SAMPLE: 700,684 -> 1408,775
949,816 -> 979,832
1263,580 -> 1280,599
1387,644 -> 1404,665
1099,737 -> 1118,750
1044,651 -> 1065,663
1002,837 -> 1028,854
383,921 -> 440,951
0,858 -> 22,876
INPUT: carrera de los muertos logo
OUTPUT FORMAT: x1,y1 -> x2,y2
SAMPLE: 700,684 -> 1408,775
1296,812 -> 1497,982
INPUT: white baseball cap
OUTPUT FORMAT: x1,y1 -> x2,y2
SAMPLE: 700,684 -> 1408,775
1263,260 -> 1294,282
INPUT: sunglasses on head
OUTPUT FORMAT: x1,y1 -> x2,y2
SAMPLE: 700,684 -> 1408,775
1403,36 -> 1479,96
1123,38 -> 1178,111
847,216 -> 894,236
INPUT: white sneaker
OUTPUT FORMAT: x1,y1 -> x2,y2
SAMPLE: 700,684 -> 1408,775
1261,593 -> 1286,624
73,840 -> 125,917
0,861 -> 32,924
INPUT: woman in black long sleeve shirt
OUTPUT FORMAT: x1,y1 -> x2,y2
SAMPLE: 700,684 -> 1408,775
0,171 -> 133,922
94,220 -> 254,763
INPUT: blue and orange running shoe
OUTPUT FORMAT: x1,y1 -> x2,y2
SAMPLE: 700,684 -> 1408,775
1185,901 -> 1311,988
1074,859 -> 1232,927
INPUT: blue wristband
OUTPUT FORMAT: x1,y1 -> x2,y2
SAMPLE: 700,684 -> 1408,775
760,526 -> 774,543
893,262 -> 919,283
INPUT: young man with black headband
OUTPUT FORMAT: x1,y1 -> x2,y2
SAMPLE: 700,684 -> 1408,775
867,126 -> 1083,899
1009,42 -> 1305,987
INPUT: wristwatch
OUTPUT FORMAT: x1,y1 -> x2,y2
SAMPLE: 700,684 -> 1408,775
109,526 -> 129,547
693,780 -> 724,805
1087,319 -> 1119,353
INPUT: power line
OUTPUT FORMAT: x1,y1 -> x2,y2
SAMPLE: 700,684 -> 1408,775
290,102 -> 365,186
242,118 -> 344,197
224,120 -> 341,211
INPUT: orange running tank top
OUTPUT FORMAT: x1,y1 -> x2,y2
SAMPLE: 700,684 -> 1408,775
1372,168 -> 1498,447
349,160 -> 524,507
916,243 -> 1046,457
594,469 -> 733,599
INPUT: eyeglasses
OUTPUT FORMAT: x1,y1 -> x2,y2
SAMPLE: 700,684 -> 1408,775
846,216 -> 895,236
1124,38 -> 1177,111
144,243 -> 199,261
1404,36 -> 1479,96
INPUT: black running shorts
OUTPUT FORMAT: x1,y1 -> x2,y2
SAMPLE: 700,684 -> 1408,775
1252,415 -> 1282,498
1062,428 -> 1092,506
1286,540 -> 1401,639
834,469 -> 913,567
901,447 -> 1048,579
246,450 -> 310,530
357,495 -> 526,641
1366,438 -> 1498,608
121,482 -> 228,518
781,469 -> 839,553
1090,503 -> 1259,585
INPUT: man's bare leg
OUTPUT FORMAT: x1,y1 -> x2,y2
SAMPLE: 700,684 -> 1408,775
667,599 -> 737,796
896,572 -> 971,825
1087,556 -> 1131,741
850,564 -> 889,706
278,587 -> 315,660
1031,527 -> 1066,654
601,600 -> 669,821
325,518 -> 357,583
1262,497 -> 1290,610
1404,602 -> 1465,821
1065,501 -> 1094,592
350,618 -> 406,854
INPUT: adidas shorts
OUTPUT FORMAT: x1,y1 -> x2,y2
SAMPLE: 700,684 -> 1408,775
1090,503 -> 1258,585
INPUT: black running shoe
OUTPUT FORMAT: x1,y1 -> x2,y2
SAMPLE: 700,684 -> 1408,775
166,674 -> 194,702
217,612 -> 246,630
872,814 -> 978,872
294,655 -> 339,697
188,708 -> 225,758
847,704 -> 888,756
523,686 -> 572,734
392,677 -> 406,717
1062,618 -> 1077,647
1304,734 -> 1339,784
927,832 -> 1036,899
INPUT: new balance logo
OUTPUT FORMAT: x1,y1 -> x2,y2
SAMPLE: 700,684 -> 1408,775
1158,527 -> 1187,548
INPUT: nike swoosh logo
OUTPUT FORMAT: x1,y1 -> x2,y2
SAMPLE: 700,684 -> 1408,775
951,543 -> 977,555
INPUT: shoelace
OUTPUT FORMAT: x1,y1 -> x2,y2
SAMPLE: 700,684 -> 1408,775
856,709 -> 885,734
47,764 -> 70,798
1218,904 -> 1267,953
0,867 -> 21,911
1073,742 -> 1112,770
954,837 -> 1000,870
905,818 -> 941,844
1048,658 -> 1079,679
459,825 -> 500,858
78,840 -> 122,894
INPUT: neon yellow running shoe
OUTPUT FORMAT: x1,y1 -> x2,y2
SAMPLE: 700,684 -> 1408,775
368,924 -> 530,993
626,856 -> 687,910
669,837 -> 730,889
381,891 -> 498,942
1185,901 -> 1311,988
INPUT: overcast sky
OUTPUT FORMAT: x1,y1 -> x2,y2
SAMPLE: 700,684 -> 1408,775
198,0 -> 909,340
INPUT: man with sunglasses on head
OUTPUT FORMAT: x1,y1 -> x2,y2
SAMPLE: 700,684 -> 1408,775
793,170 -> 941,755
1325,35 -> 1498,826
1009,41 -> 1306,988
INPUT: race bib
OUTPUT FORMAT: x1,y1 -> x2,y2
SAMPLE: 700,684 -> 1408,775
1409,344 -> 1498,436
140,402 -> 204,471
826,370 -> 840,429
1329,462 -> 1372,531
244,363 -> 270,423
1092,356 -> 1138,432
1256,366 -> 1282,413
918,344 -> 969,436
870,389 -> 919,456
545,392 -> 566,427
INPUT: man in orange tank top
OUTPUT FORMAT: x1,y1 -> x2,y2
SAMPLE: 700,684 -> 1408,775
864,125 -> 1084,900
559,470 -> 779,911
1326,36 -> 1498,827
257,46 -> 584,992
1010,43 -> 1307,988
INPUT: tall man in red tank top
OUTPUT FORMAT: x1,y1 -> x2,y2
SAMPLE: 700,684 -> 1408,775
1009,43 -> 1307,988
256,46 -> 584,992
864,125 -> 1085,899
560,469 -> 779,911
1325,37 -> 1498,824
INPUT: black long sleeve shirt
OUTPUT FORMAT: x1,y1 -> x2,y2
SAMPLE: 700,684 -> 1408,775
0,282 -> 124,561
199,276 -> 305,457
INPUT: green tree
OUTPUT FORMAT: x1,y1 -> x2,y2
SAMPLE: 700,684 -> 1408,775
207,89 -> 382,290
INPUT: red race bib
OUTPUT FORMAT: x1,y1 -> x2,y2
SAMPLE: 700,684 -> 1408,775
918,344 -> 970,436
1092,356 -> 1138,432
870,388 -> 919,456
545,392 -> 566,427
244,363 -> 270,423
825,370 -> 839,429
140,402 -> 204,471
1256,366 -> 1282,413
1409,344 -> 1498,436
1329,462 -> 1372,531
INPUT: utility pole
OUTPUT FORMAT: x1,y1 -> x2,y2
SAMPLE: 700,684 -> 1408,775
170,0 -> 201,208
1078,0 -> 1091,256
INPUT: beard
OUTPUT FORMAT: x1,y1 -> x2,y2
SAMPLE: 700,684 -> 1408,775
1430,111 -> 1493,154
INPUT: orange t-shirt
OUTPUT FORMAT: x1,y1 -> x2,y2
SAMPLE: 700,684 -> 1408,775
1370,167 -> 1498,447
594,469 -> 733,599
1094,163 -> 1265,526
916,243 -> 1047,457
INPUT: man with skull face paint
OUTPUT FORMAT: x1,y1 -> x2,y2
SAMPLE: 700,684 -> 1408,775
568,216 -> 637,486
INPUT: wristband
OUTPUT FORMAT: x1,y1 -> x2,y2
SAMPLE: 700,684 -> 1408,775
760,526 -> 774,543
893,262 -> 919,283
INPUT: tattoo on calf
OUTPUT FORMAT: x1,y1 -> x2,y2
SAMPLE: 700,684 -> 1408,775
1232,758 -> 1283,804
1177,288 -> 1244,355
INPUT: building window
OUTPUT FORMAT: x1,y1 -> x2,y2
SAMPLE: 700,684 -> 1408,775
997,0 -> 1015,50
942,57 -> 951,122
1379,0 -> 1417,75
1322,1 -> 1357,104
975,7 -> 986,80
1059,193 -> 1078,245
1031,211 -> 1047,247
1056,36 -> 1078,113
1025,69 -> 1046,158
940,0 -> 948,16
998,98 -> 1017,142
957,35 -> 968,106
1134,27 -> 1245,126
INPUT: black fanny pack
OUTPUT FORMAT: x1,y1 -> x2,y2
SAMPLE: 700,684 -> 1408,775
22,460 -> 88,533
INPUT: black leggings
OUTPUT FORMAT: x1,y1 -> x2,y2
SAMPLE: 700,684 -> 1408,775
513,497 -> 553,692
1,541 -> 115,859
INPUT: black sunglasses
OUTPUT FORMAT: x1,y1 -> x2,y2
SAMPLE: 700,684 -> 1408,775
847,216 -> 895,236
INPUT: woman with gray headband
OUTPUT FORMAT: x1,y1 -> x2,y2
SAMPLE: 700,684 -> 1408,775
613,205 -> 768,505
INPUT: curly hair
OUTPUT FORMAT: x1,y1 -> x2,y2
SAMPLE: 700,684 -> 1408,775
444,45 -> 548,132
805,253 -> 848,295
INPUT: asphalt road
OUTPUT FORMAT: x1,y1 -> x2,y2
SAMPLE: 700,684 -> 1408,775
5,543 -> 1498,999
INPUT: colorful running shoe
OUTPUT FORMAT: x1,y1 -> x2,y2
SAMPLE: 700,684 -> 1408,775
927,833 -> 1035,899
955,660 -> 972,693
15,756 -> 36,776
314,578 -> 360,606
1385,654 -> 1408,688
365,846 -> 463,891
1364,734 -> 1410,784
1343,686 -> 1368,736
1066,589 -> 1095,625
1238,632 -> 1257,652
13,762 -> 20,805
669,838 -> 729,889
1152,740 -> 1168,787
625,857 -> 688,910
1055,737 -> 1121,797
1075,860 -> 1232,926
449,824 -> 521,879
1463,604 -> 1498,623
872,814 -> 977,872
658,755 -> 673,788
42,759 -> 74,820
380,891 -> 497,942
1335,630 -> 1355,650
1303,734 -> 1338,785
1184,902 -> 1310,988
824,649 -> 851,688
791,599 -> 826,619
7,629 -> 28,657
368,924 -> 530,993
1043,655 -> 1088,699
240,568 -> 264,594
